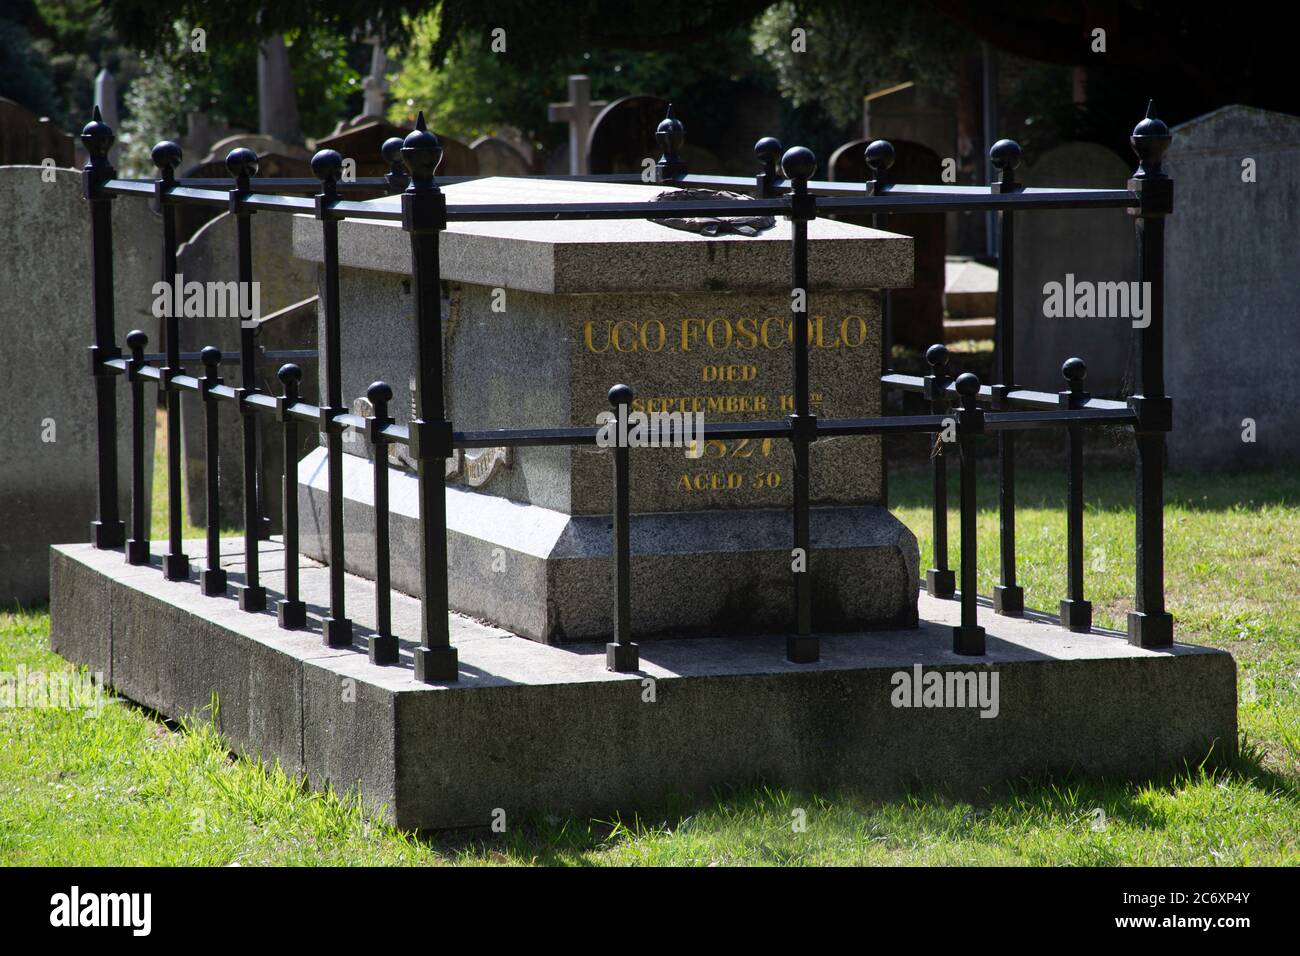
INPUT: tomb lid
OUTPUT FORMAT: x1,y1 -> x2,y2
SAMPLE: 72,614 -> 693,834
293,176 -> 913,295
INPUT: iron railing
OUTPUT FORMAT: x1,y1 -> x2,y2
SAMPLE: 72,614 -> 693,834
79,100 -> 1175,681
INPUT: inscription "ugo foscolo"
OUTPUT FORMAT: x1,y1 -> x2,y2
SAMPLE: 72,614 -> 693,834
583,316 -> 869,354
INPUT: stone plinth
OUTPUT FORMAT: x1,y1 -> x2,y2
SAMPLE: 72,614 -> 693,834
292,177 -> 919,641
50,540 -> 1239,831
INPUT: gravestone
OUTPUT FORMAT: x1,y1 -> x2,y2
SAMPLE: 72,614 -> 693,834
175,154 -> 313,247
176,210 -> 318,530
0,98 -> 76,167
861,81 -> 956,161
0,166 -> 158,603
203,134 -> 311,164
1163,105 -> 1300,468
548,75 -> 607,175
1012,142 -> 1136,395
586,96 -> 719,176
293,176 -> 918,643
829,138 -> 946,351
470,135 -> 531,176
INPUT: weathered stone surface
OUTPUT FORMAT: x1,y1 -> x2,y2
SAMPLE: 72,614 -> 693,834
0,167 -> 158,604
1013,142 -> 1137,395
1164,105 -> 1300,469
176,209 -> 318,530
50,540 -> 1238,831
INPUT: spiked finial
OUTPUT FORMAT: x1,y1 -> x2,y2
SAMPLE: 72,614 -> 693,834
81,105 -> 114,166
1131,100 -> 1171,177
654,104 -> 687,181
401,110 -> 444,184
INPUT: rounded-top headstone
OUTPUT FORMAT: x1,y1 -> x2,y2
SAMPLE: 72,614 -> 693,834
608,383 -> 634,407
225,146 -> 259,180
151,140 -> 183,171
311,148 -> 344,183
781,146 -> 816,181
864,139 -> 895,174
368,381 -> 394,405
925,343 -> 950,369
989,138 -> 1023,172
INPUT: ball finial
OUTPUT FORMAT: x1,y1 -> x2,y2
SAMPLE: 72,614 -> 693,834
200,345 -> 222,368
864,140 -> 895,174
401,110 -> 444,181
368,381 -> 394,405
1130,100 -> 1171,176
380,136 -> 404,166
150,141 -> 183,171
278,363 -> 302,386
311,148 -> 344,183
81,105 -> 114,162
955,372 -> 981,399
925,343 -> 950,370
754,136 -> 783,165
989,138 -> 1023,172
225,146 -> 259,181
608,383 -> 634,407
1062,356 -> 1088,383
126,329 -> 148,351
781,146 -> 816,182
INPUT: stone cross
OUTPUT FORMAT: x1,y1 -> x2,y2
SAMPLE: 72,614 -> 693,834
361,36 -> 389,118
548,75 -> 607,175
93,68 -> 119,165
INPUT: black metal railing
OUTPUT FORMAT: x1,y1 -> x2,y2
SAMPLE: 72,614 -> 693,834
78,99 -> 1175,681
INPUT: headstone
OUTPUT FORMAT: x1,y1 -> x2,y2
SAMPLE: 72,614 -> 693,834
548,75 -> 607,175
829,138 -> 946,350
470,135 -> 531,176
176,210 -> 319,529
1164,105 -> 1300,468
0,97 -> 75,167
203,134 -> 311,164
1012,142 -> 1136,394
175,153 -> 313,248
315,118 -> 477,178
0,166 -> 159,603
587,96 -> 665,175
179,112 -> 233,169
861,81 -> 956,160
292,176 -> 919,642
257,34 -> 303,146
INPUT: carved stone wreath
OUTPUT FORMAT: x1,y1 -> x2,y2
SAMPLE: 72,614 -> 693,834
650,188 -> 776,237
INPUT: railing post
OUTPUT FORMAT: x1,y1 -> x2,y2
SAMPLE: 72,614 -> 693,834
367,381 -> 398,665
152,140 -> 189,580
990,138 -> 1024,617
226,147 -> 267,612
754,137 -> 785,197
82,106 -> 125,550
923,344 -> 956,598
125,330 -> 150,565
866,140 -> 895,508
1060,357 -> 1093,632
1126,102 -> 1174,648
311,147 -> 353,647
953,372 -> 985,655
198,347 -> 227,596
400,112 -> 458,683
606,384 -> 639,673
783,146 -> 819,664
275,363 -> 307,628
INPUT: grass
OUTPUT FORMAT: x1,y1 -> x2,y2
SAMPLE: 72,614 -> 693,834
2,431 -> 1298,863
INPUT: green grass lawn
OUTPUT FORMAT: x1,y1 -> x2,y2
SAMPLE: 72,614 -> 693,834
2,443 -> 1298,864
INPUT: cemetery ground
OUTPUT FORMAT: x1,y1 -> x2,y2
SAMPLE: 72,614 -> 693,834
1,413 -> 1296,865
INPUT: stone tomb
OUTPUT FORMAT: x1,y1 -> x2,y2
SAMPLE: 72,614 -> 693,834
293,177 -> 917,643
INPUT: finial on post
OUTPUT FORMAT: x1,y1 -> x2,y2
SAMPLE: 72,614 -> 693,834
381,136 -> 409,192
654,104 -> 688,182
864,139 -> 894,195
1060,356 -> 1090,407
989,138 -> 1022,191
754,136 -> 784,196
1130,100 -> 1171,178
81,105 -> 115,176
150,141 -> 182,179
401,110 -> 444,188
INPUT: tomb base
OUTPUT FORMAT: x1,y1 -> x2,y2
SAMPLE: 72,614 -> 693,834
296,447 -> 919,643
